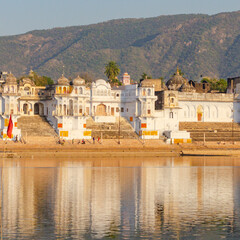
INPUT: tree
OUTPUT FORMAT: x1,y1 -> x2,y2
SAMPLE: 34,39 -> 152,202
104,61 -> 120,82
30,71 -> 54,86
19,71 -> 54,86
140,72 -> 152,81
201,78 -> 227,93
216,79 -> 227,92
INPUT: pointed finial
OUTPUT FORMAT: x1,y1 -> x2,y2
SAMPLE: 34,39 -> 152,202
29,68 -> 34,77
176,66 -> 179,75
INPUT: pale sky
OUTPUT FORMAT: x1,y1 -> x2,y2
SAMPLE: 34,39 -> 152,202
0,0 -> 239,36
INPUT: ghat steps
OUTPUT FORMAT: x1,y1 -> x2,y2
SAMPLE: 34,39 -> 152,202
86,117 -> 139,139
18,116 -> 58,143
179,122 -> 240,142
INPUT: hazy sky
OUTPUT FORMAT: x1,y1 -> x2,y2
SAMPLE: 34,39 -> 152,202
1,0 -> 239,36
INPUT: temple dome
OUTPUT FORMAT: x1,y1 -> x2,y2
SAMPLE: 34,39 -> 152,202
5,72 -> 17,85
72,75 -> 85,86
57,74 -> 69,86
179,81 -> 196,92
19,77 -> 35,86
166,68 -> 186,91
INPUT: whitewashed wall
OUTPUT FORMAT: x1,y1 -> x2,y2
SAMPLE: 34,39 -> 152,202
154,109 -> 179,134
178,101 -> 233,122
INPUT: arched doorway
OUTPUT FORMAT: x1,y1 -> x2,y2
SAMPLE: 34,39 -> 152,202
24,86 -> 30,95
69,99 -> 73,116
197,105 -> 203,122
34,103 -> 39,115
23,103 -> 28,115
34,103 -> 44,116
96,104 -> 107,116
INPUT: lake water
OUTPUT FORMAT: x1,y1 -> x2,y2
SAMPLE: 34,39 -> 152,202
1,156 -> 240,239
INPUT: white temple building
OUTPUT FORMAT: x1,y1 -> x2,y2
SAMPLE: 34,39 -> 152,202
0,69 -> 238,142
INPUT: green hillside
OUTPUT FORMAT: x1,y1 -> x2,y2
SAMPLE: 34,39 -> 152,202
0,11 -> 240,82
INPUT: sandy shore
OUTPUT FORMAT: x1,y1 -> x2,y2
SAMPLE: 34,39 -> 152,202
1,139 -> 240,158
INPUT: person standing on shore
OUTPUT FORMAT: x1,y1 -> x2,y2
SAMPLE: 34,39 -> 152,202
93,136 -> 95,144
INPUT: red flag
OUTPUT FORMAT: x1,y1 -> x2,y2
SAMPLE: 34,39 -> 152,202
7,115 -> 13,138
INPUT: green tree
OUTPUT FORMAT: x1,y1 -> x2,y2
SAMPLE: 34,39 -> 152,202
18,71 -> 54,86
201,78 -> 227,93
29,71 -> 54,86
104,61 -> 120,82
140,72 -> 152,81
216,79 -> 227,92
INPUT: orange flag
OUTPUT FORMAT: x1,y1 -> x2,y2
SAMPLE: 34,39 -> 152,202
7,115 -> 13,138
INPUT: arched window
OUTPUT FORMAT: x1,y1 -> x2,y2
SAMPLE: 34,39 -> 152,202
79,106 -> 83,115
79,87 -> 83,94
171,98 -> 174,103
143,89 -> 146,96
147,89 -> 151,96
69,100 -> 73,116
24,86 -> 30,95
59,104 -> 62,115
75,88 -> 78,94
63,105 -> 67,115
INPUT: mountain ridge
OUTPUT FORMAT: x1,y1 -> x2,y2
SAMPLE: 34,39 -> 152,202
0,11 -> 240,81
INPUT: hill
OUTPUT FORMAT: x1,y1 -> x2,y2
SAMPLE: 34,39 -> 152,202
0,11 -> 240,82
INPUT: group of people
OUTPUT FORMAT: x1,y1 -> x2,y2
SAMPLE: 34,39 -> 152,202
14,135 -> 26,144
58,136 -> 101,145
80,139 -> 85,144
58,138 -> 65,145
92,136 -> 101,144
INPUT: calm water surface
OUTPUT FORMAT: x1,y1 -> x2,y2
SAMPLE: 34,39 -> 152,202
1,156 -> 240,239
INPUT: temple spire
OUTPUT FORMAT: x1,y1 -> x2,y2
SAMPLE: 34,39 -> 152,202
176,66 -> 180,75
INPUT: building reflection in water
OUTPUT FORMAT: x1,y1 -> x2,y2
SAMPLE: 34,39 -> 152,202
0,157 -> 239,239
1,163 -> 35,238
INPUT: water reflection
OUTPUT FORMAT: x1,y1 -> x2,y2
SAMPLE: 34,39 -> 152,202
0,157 -> 240,239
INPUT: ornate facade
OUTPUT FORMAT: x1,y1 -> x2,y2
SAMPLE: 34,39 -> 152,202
0,70 -> 238,141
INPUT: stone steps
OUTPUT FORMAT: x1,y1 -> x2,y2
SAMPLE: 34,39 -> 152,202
180,122 -> 240,130
179,122 -> 240,142
18,116 -> 58,138
86,117 -> 139,139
